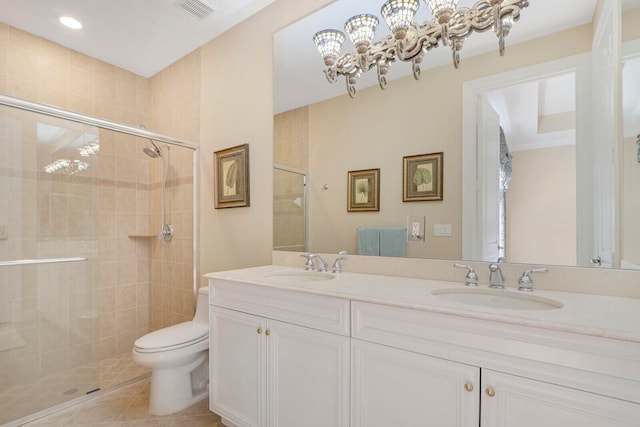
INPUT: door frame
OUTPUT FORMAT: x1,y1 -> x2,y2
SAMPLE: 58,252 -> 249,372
461,54 -> 591,262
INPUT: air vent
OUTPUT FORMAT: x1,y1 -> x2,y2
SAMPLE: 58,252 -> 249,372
176,0 -> 215,19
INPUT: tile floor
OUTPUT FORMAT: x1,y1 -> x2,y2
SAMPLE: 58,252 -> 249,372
0,352 -> 222,427
24,378 -> 222,426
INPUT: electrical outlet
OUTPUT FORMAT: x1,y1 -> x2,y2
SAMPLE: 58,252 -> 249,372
412,222 -> 420,236
407,216 -> 425,242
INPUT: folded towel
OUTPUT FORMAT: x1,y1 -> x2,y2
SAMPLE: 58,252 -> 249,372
379,227 -> 406,257
357,227 -> 380,256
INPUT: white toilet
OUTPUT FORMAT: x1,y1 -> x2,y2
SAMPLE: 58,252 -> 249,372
132,286 -> 210,415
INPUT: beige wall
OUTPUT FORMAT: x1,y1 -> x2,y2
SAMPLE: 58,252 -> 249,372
305,24 -> 593,259
507,145 -> 576,265
198,0 -> 333,282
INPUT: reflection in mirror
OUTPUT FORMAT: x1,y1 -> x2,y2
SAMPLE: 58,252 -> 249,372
274,0 -> 640,270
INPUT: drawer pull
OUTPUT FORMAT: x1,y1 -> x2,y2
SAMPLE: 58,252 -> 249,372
257,327 -> 263,334
486,388 -> 496,397
464,383 -> 474,392
265,329 -> 271,336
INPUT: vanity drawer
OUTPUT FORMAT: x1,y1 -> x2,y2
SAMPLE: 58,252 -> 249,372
209,279 -> 350,336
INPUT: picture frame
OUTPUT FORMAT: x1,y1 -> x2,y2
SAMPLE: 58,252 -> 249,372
347,168 -> 380,212
214,144 -> 250,209
403,152 -> 443,202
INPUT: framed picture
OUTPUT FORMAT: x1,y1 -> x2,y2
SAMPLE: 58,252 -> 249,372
347,168 -> 380,212
403,152 -> 443,202
214,144 -> 250,208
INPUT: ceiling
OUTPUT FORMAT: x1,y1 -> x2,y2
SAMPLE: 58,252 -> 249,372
0,0 -> 276,77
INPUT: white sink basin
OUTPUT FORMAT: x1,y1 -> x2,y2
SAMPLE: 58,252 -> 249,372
432,288 -> 563,311
265,271 -> 335,283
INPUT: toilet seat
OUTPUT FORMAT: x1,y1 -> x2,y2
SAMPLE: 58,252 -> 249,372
134,321 -> 208,353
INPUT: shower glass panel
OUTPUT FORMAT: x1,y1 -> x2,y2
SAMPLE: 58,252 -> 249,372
0,96 -> 199,426
273,166 -> 306,252
0,105 -> 101,423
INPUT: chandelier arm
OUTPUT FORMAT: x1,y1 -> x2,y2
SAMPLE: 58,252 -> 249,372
397,34 -> 438,62
451,38 -> 465,69
346,75 -> 357,98
412,61 -> 421,80
377,62 -> 388,90
324,67 -> 338,84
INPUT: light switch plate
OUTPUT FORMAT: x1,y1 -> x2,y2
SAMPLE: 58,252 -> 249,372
434,224 -> 452,237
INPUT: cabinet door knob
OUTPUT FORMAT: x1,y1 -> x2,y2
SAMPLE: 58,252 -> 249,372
257,327 -> 263,334
464,383 -> 474,392
486,388 -> 496,397
265,329 -> 271,336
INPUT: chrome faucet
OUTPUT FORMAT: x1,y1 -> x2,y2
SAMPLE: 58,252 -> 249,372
300,254 -> 314,271
331,251 -> 349,273
313,254 -> 328,272
517,268 -> 548,292
453,263 -> 478,287
488,263 -> 505,289
302,253 -> 327,272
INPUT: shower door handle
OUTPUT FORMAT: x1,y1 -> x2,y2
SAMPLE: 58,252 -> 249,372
0,257 -> 87,267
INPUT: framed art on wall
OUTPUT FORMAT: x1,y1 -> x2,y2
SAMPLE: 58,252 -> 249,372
403,152 -> 443,202
347,168 -> 380,212
214,144 -> 250,208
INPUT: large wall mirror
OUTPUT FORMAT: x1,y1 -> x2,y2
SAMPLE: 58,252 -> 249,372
273,0 -> 640,270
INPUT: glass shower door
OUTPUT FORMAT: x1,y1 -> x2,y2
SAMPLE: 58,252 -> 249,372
0,105 -> 100,424
273,166 -> 306,252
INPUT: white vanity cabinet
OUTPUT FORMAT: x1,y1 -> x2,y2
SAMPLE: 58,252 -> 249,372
352,301 -> 640,427
351,338 -> 480,427
209,280 -> 350,427
481,370 -> 640,426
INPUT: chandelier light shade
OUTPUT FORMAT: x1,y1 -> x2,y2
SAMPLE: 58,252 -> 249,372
345,14 -> 379,54
425,0 -> 459,23
312,29 -> 346,66
380,0 -> 420,39
313,0 -> 529,98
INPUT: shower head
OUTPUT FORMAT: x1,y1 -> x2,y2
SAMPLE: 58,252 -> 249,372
138,125 -> 163,159
143,139 -> 163,158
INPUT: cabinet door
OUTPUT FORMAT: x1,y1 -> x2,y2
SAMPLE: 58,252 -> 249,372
481,370 -> 640,427
267,319 -> 350,427
351,339 -> 480,427
211,307 -> 267,427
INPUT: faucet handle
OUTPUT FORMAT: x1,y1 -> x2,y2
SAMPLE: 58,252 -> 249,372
453,263 -> 478,287
300,254 -> 315,271
517,268 -> 548,292
332,255 -> 349,273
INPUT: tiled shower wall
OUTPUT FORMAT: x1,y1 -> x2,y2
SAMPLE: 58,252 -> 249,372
273,107 -> 308,253
0,22 -> 198,389
149,50 -> 200,330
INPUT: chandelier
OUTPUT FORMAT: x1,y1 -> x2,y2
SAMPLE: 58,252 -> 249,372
313,0 -> 529,97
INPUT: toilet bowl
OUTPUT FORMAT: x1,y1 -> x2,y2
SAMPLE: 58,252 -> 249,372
132,286 -> 209,415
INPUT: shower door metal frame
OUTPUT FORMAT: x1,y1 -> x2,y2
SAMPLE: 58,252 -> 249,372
0,93 -> 201,305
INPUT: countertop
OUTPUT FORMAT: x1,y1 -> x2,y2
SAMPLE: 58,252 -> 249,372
205,265 -> 640,344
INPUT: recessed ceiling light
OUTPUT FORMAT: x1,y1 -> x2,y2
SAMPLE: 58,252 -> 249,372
59,16 -> 82,30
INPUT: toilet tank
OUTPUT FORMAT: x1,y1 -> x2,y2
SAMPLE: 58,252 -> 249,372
193,286 -> 209,325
